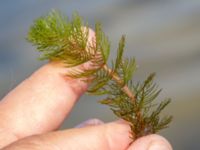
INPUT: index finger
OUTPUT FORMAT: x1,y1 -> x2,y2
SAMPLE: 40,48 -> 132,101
0,29 -> 95,148
0,61 -> 89,147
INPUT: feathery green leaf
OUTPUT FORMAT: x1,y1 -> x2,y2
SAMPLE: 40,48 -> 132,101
95,23 -> 110,63
28,10 -> 172,140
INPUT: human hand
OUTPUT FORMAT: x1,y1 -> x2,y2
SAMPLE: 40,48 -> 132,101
0,62 -> 172,150
0,28 -> 172,149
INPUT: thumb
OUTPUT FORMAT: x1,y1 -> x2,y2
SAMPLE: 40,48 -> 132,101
3,121 -> 132,150
128,134 -> 172,150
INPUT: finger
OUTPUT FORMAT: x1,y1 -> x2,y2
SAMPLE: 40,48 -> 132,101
0,29 -> 95,145
128,134 -> 172,150
0,62 -> 89,147
3,121 -> 132,150
75,118 -> 104,128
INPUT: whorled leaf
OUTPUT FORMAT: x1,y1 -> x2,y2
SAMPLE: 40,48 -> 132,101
28,10 -> 172,140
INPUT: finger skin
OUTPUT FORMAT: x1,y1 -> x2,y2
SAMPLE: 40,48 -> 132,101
2,122 -> 132,150
0,62 -> 89,147
128,134 -> 172,150
0,28 -> 95,148
2,123 -> 173,150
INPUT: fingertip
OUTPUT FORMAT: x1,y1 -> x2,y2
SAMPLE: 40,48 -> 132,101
128,134 -> 172,150
104,121 -> 132,149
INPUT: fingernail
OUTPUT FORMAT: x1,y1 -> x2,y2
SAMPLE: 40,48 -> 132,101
75,118 -> 104,128
148,141 -> 171,150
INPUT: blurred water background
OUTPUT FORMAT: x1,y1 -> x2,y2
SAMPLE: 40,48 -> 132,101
0,0 -> 200,149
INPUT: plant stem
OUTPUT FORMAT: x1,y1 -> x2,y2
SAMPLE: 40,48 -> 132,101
93,47 -> 137,101
102,64 -> 135,102
102,64 -> 143,132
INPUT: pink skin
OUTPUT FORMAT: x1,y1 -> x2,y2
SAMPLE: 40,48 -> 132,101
0,29 -> 172,150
